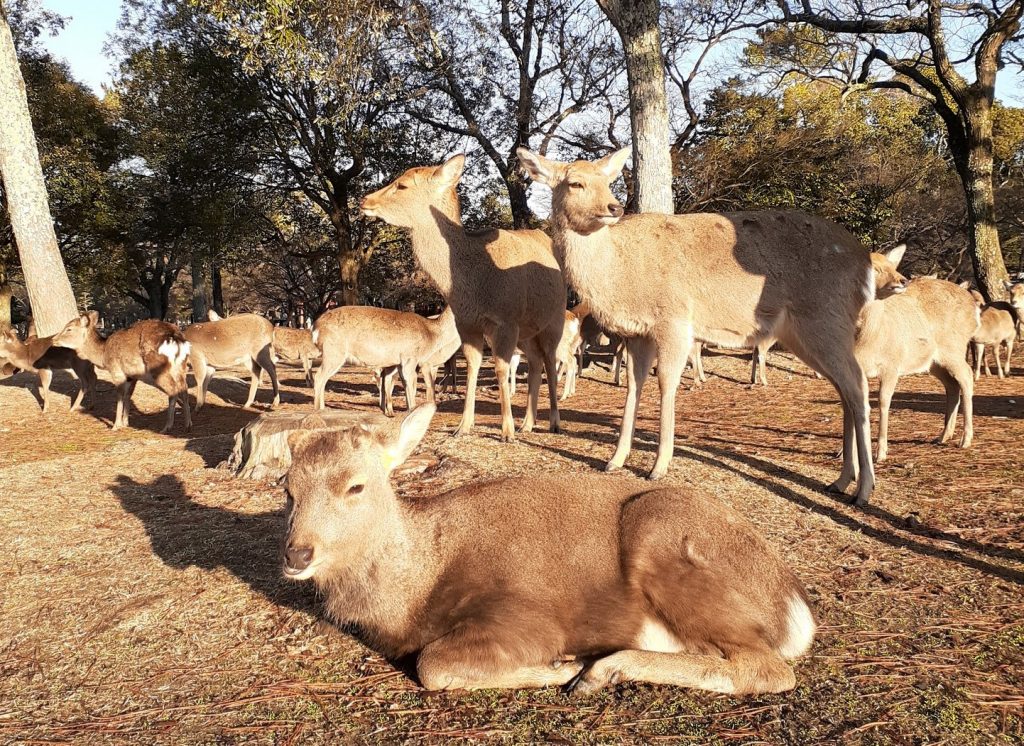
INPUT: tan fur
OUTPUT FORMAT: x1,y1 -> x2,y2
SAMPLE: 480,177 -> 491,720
855,259 -> 979,461
52,314 -> 191,432
510,309 -> 582,400
272,326 -> 320,386
360,156 -> 566,442
374,308 -> 462,416
283,404 -> 815,695
519,147 -> 882,505
313,306 -> 458,415
0,328 -> 97,412
184,313 -> 279,410
971,304 -> 1016,378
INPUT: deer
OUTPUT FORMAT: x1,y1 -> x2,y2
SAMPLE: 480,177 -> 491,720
0,328 -> 97,413
855,251 -> 979,461
965,285 -> 1017,379
183,313 -> 280,410
359,155 -> 565,442
373,307 -> 462,416
1007,280 -> 1024,340
52,313 -> 191,432
312,305 -> 459,415
272,326 -> 320,386
282,403 -> 815,695
508,309 -> 583,400
518,147 -> 896,506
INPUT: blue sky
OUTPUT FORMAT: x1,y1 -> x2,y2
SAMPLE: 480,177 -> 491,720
38,0 -> 123,93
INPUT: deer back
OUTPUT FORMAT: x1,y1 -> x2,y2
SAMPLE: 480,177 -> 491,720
184,314 -> 273,366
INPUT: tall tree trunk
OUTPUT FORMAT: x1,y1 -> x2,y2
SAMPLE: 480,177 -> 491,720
597,0 -> 674,214
0,6 -> 78,336
191,256 -> 209,321
212,262 -> 225,315
330,208 -> 360,306
0,279 -> 11,331
958,108 -> 1010,302
506,168 -> 532,229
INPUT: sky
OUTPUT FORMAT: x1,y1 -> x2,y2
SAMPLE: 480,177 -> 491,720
37,0 -> 124,93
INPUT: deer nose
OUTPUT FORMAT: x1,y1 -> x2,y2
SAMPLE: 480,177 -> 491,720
285,544 -> 314,571
608,203 -> 623,217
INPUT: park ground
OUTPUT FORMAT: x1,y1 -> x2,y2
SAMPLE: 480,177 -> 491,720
0,347 -> 1022,744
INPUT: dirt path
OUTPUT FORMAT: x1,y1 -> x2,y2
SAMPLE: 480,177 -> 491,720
1,350 -> 1021,743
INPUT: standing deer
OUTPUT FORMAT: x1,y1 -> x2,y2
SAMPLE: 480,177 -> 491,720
0,328 -> 97,412
1007,280 -> 1024,340
855,252 -> 978,461
519,147 -> 889,505
273,326 -> 320,386
508,309 -> 583,400
52,314 -> 191,432
184,313 -> 280,410
312,305 -> 458,414
359,156 -> 565,442
374,307 -> 462,416
283,403 -> 815,694
968,288 -> 1017,379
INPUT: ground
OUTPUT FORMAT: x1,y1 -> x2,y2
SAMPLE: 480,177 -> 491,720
1,346 -> 1022,744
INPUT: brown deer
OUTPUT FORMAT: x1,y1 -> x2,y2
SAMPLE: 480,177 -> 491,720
966,283 -> 1017,379
272,326 -> 320,386
374,307 -> 462,416
283,403 -> 815,694
509,309 -> 583,400
313,305 -> 459,414
519,147 -> 889,505
359,156 -> 565,442
52,314 -> 191,432
855,252 -> 978,461
0,328 -> 97,412
184,313 -> 280,410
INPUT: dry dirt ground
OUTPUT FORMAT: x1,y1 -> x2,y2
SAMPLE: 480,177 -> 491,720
1,347 -> 1022,744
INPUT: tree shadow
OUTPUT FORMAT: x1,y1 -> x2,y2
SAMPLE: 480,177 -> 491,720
0,369 -> 95,411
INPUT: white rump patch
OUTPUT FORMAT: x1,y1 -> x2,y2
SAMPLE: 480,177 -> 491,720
778,594 -> 816,659
635,617 -> 685,654
158,340 -> 190,366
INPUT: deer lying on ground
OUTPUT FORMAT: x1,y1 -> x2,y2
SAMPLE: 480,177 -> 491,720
855,249 -> 978,461
283,403 -> 815,694
519,147 -> 894,505
0,328 -> 97,412
360,155 -> 565,442
313,305 -> 459,414
53,313 -> 191,432
184,313 -> 279,410
373,307 -> 461,416
272,326 -> 320,386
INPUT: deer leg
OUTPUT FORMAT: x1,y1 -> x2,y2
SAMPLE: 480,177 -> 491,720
244,359 -> 261,408
416,626 -> 582,692
930,365 -> 961,445
38,368 -> 53,413
379,366 -> 397,417
190,352 -> 207,410
607,336 -> 656,473
302,355 -> 313,387
399,361 -> 417,412
161,394 -> 176,433
257,345 -> 280,407
947,358 -> 974,449
507,351 -> 520,397
649,331 -> 691,480
1006,336 -> 1014,375
81,366 -> 97,411
312,355 -> 342,410
995,342 -> 1005,378
875,370 -> 897,462
568,647 -> 795,697
490,328 -> 520,443
454,335 -> 484,437
422,365 -> 437,404
519,342 -> 542,433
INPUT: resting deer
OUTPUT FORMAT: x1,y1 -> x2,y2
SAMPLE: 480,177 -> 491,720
313,305 -> 458,414
360,156 -> 565,442
283,403 -> 815,694
374,308 -> 461,416
184,313 -> 280,410
856,250 -> 978,461
53,314 -> 191,432
519,147 -> 886,505
273,326 -> 320,386
0,328 -> 97,412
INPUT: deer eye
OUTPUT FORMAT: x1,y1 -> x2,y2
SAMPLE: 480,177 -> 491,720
347,483 -> 365,496
396,183 -> 409,190
568,181 -> 584,190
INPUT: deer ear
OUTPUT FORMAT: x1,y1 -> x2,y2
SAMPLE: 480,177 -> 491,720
597,146 -> 631,179
287,429 -> 317,456
87,310 -> 100,325
208,309 -> 221,321
434,154 -> 465,186
1005,280 -> 1017,291
958,280 -> 971,289
517,147 -> 561,186
885,244 -> 906,268
379,403 -> 435,472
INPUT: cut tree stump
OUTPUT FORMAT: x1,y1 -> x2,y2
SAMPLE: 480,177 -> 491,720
223,409 -> 438,481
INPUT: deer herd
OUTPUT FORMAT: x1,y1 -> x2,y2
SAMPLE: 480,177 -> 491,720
3,147 -> 1022,698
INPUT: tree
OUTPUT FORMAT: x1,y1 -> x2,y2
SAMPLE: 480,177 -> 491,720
596,0 -> 674,213
0,0 -> 77,334
775,0 -> 1024,301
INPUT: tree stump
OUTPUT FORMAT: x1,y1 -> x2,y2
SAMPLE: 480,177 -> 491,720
223,409 -> 438,481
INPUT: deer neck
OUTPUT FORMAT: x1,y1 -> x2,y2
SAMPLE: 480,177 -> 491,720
552,216 -> 621,313
408,196 -> 465,299
320,496 -> 440,646
78,331 -> 108,369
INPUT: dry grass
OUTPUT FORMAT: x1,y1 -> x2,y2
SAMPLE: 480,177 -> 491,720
1,348 -> 1022,744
